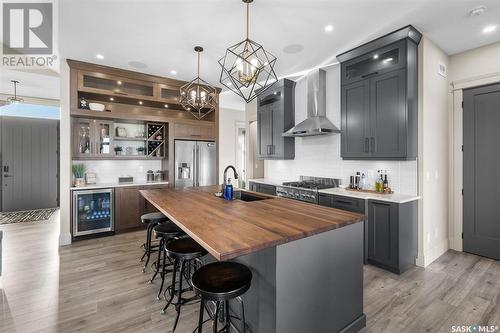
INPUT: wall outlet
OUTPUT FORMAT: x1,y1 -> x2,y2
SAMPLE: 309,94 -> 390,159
438,62 -> 447,77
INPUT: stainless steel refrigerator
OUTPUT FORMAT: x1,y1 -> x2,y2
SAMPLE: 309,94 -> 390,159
174,140 -> 217,188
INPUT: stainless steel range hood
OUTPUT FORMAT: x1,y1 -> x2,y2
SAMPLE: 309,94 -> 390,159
283,69 -> 340,137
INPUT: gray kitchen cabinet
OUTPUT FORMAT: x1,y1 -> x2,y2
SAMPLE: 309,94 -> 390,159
367,199 -> 417,274
248,181 -> 276,196
338,26 -> 421,160
256,79 -> 296,160
319,193 -> 368,261
369,69 -> 407,158
341,81 -> 371,159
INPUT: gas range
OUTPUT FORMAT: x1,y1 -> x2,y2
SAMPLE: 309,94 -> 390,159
276,176 -> 340,204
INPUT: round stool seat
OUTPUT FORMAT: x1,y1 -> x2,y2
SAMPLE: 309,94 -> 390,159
141,212 -> 169,224
192,262 -> 252,301
153,222 -> 184,239
165,238 -> 207,260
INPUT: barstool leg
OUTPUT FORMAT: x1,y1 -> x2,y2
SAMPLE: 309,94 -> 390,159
142,223 -> 155,272
149,237 -> 163,284
197,299 -> 205,333
225,300 -> 230,332
172,260 -> 186,332
156,242 -> 167,300
161,259 -> 178,314
213,301 -> 220,333
236,296 -> 246,333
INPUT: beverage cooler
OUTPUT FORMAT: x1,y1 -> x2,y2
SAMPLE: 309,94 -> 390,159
72,188 -> 114,237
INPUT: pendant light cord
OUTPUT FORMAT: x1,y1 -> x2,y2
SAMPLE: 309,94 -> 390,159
246,2 -> 249,40
197,51 -> 200,78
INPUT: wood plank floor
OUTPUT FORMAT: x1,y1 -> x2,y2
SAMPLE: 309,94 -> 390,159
0,211 -> 498,333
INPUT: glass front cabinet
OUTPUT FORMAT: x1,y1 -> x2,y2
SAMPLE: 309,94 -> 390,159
73,118 -> 114,158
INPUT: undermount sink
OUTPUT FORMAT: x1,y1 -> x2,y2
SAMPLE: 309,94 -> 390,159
234,190 -> 273,202
215,190 -> 273,202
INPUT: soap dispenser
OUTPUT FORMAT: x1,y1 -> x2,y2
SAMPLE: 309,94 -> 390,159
224,178 -> 234,200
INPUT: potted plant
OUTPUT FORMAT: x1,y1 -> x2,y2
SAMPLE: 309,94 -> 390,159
136,146 -> 146,155
72,164 -> 86,187
114,146 -> 123,156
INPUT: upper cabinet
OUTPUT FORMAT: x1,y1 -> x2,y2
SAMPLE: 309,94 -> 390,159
256,79 -> 296,160
78,71 -> 156,101
337,26 -> 421,160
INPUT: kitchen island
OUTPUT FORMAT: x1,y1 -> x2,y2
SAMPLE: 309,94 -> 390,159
141,186 -> 366,333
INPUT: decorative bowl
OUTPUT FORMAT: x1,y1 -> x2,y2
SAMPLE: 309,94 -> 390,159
89,103 -> 105,111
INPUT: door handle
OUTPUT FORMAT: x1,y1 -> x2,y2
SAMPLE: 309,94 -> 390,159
370,137 -> 375,153
364,138 -> 369,153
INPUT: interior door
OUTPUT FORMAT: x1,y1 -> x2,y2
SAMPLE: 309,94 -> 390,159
197,141 -> 216,187
463,83 -> 500,260
1,116 -> 59,211
370,69 -> 407,158
174,140 -> 195,188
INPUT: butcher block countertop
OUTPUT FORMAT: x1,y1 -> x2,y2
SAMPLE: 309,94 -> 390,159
140,186 -> 365,261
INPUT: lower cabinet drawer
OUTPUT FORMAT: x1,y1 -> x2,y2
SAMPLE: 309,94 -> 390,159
318,193 -> 365,214
258,184 -> 276,195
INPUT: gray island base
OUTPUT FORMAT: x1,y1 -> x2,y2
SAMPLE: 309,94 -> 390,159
207,222 -> 366,333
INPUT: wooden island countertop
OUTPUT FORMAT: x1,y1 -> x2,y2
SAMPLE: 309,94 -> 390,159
140,186 -> 365,261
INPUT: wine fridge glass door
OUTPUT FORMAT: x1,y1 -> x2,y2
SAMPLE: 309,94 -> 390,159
73,189 -> 114,236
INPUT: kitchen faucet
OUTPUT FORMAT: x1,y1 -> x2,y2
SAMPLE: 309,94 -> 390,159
222,165 -> 239,192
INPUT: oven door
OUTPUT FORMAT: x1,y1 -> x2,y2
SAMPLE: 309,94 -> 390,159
72,188 -> 114,237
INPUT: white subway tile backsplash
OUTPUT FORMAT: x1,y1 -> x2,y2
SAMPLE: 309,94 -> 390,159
73,160 -> 162,183
263,65 -> 418,195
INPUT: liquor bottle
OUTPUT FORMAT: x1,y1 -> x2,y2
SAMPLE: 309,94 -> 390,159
383,171 -> 389,192
375,170 -> 380,192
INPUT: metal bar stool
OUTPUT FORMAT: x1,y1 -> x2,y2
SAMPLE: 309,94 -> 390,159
140,212 -> 169,273
161,237 -> 208,332
192,262 -> 252,333
150,222 -> 185,300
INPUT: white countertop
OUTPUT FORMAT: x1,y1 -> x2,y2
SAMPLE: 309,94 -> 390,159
248,178 -> 287,187
248,178 -> 420,204
71,181 -> 169,190
318,187 -> 420,204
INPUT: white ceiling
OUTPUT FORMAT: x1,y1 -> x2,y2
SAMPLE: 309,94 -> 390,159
3,0 -> 500,103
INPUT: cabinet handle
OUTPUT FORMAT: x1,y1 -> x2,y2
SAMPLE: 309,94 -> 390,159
334,199 -> 353,206
364,138 -> 369,153
370,137 -> 375,153
361,71 -> 379,78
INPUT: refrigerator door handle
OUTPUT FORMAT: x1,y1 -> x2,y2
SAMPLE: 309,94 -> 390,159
196,145 -> 200,187
192,147 -> 197,187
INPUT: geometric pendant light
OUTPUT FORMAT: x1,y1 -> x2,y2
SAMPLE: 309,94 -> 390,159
180,46 -> 218,120
218,0 -> 278,103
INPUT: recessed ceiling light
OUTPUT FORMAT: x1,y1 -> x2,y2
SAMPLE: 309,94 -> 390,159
324,25 -> 334,32
109,97 -> 114,101
373,54 -> 379,59
164,104 -> 169,108
383,57 -> 394,63
128,61 -> 148,69
138,101 -> 143,105
117,81 -> 122,85
482,25 -> 497,33
96,54 -> 104,60
170,70 -> 177,75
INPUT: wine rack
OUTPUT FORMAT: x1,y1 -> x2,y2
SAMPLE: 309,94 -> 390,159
146,122 -> 166,157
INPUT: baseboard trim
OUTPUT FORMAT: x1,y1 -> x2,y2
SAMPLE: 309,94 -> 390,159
420,239 -> 449,267
59,232 -> 72,246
